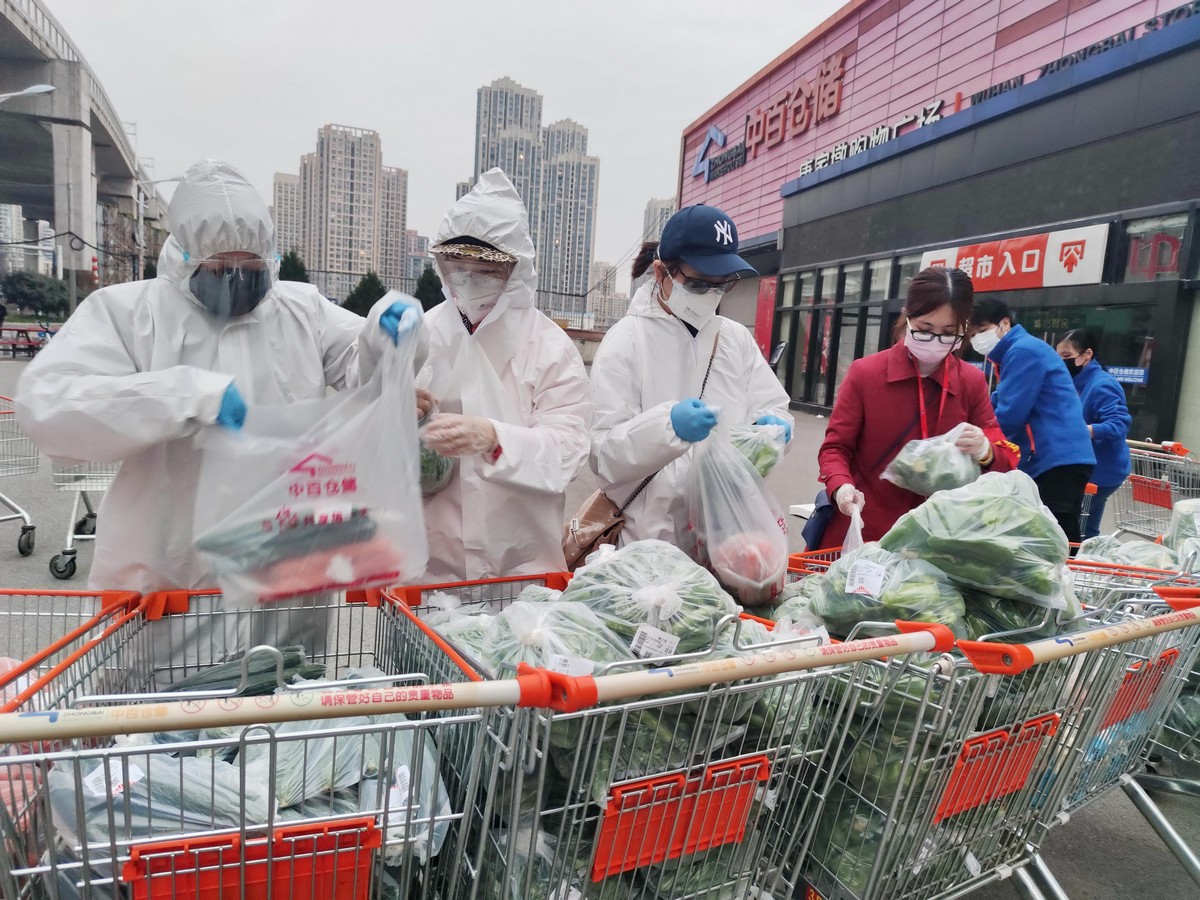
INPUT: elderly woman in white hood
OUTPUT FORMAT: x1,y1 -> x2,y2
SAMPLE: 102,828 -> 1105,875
16,159 -> 422,593
416,169 -> 592,581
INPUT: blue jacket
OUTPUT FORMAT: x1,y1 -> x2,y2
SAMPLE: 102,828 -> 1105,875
987,324 -> 1095,478
1073,360 -> 1132,487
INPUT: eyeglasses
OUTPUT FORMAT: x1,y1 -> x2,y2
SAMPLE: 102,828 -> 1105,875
673,273 -> 739,295
198,255 -> 271,276
909,329 -> 963,345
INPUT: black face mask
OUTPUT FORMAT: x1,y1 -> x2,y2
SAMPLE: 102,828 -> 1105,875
1064,358 -> 1084,379
189,266 -> 272,319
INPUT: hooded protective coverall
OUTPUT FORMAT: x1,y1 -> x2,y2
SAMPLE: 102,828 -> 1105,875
589,281 -> 793,545
420,169 -> 591,581
16,160 -> 409,595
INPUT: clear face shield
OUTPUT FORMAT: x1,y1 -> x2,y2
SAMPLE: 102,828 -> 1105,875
435,254 -> 516,325
187,251 -> 275,319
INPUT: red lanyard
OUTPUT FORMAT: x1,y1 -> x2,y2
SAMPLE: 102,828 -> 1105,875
914,355 -> 951,439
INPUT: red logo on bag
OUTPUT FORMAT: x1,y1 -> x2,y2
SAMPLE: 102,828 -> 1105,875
290,453 -> 356,478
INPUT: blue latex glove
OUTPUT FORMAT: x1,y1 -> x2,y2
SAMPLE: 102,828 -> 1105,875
216,383 -> 246,430
756,414 -> 793,444
670,399 -> 717,443
379,297 -> 423,346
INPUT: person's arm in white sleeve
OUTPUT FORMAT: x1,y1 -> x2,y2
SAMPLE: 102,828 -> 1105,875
589,326 -> 690,485
479,344 -> 592,494
15,293 -> 231,463
739,327 -> 795,451
341,293 -> 429,388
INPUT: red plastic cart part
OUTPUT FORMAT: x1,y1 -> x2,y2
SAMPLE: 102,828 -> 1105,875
895,620 -> 958,653
1128,474 -> 1174,510
934,714 -> 1060,824
1100,648 -> 1180,731
957,640 -> 1037,675
591,754 -> 770,880
388,572 -> 573,608
122,818 -> 381,900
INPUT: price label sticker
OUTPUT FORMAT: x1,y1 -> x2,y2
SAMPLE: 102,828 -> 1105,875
388,764 -> 411,812
547,654 -> 595,676
631,624 -> 681,659
845,560 -> 887,598
84,760 -> 145,797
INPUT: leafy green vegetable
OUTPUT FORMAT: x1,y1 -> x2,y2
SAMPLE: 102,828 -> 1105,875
962,591 -> 1082,640
881,428 -> 980,496
419,440 -> 456,496
1165,498 -> 1200,550
730,423 -> 786,478
807,783 -> 885,896
474,600 -> 636,680
161,646 -> 322,696
562,540 -> 740,656
1078,536 -> 1179,570
880,471 -> 1070,609
1178,538 -> 1200,574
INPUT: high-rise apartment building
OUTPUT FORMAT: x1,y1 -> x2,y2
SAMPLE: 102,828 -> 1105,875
475,77 -> 543,213
379,166 -> 408,289
455,180 -> 472,202
0,205 -> 23,275
588,259 -> 629,327
631,196 -> 677,294
289,126 -> 408,300
271,173 -> 301,255
538,148 -> 599,314
405,230 -> 432,282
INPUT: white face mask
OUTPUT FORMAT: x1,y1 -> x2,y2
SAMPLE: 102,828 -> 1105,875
970,327 -> 1002,356
664,279 -> 721,329
444,271 -> 507,324
904,331 -> 956,366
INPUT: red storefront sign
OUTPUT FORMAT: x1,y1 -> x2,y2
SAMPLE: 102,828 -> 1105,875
754,279 -> 777,359
919,224 -> 1109,292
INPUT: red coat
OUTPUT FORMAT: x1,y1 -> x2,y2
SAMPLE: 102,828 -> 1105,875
817,342 -> 1017,548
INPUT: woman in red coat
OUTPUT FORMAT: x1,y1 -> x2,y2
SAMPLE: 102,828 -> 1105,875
816,267 -> 1017,548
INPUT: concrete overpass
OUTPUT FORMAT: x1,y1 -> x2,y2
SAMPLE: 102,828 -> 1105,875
0,0 -> 163,299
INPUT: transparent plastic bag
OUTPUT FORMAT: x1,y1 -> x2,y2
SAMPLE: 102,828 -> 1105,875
1165,497 -> 1200,551
880,423 -> 981,496
193,344 -> 427,602
844,506 -> 864,553
1178,537 -> 1200,574
683,434 -> 789,606
730,423 -> 787,479
242,716 -> 376,807
880,470 -> 1071,609
560,539 -> 739,657
477,600 -> 635,678
415,363 -> 457,496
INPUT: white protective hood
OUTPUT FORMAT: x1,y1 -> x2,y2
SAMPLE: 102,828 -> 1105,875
434,168 -> 536,325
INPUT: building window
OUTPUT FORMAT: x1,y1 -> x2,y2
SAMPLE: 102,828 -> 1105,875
1125,213 -> 1187,283
897,254 -> 923,297
866,258 -> 892,301
817,266 -> 839,302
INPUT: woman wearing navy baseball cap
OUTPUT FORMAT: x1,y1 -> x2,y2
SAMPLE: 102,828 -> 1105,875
586,204 -> 794,546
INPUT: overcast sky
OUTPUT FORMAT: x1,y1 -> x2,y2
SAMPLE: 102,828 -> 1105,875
49,0 -> 845,292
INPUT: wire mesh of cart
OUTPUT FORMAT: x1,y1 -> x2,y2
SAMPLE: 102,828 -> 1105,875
384,573 -> 919,900
782,549 -> 1200,900
0,396 -> 38,557
48,461 -> 120,580
1110,440 -> 1200,540
0,588 -> 491,900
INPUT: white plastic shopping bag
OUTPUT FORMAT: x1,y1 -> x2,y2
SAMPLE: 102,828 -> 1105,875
683,432 -> 788,606
880,423 -> 980,496
843,507 -> 865,553
193,342 -> 428,602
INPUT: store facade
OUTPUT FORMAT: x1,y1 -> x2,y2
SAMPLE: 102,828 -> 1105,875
680,1 -> 1200,444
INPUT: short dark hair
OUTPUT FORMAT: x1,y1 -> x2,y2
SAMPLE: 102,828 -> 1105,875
969,297 -> 1013,328
1060,328 -> 1097,354
893,266 -> 973,342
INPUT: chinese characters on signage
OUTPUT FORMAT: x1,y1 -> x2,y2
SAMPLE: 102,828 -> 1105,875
919,224 -> 1109,292
1106,366 -> 1150,385
745,51 -> 847,160
798,100 -> 944,177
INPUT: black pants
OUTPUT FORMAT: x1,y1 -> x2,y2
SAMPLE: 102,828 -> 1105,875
1034,464 -> 1094,544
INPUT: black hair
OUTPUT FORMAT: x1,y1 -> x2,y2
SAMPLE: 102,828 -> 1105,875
968,296 -> 1013,328
894,266 -> 974,342
1060,328 -> 1097,354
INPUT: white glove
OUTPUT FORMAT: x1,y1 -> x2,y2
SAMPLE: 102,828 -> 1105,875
834,483 -> 865,516
954,423 -> 991,461
420,414 -> 498,457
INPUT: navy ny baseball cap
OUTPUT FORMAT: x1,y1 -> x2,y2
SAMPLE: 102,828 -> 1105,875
658,204 -> 757,279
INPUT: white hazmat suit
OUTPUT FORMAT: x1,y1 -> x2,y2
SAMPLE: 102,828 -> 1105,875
16,160 -> 408,595
420,169 -> 591,581
589,281 -> 794,545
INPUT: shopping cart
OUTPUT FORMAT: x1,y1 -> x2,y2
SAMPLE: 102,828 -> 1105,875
0,589 -> 491,900
1111,440 -> 1200,540
0,396 -> 37,557
49,461 -> 119,580
385,573 -> 916,900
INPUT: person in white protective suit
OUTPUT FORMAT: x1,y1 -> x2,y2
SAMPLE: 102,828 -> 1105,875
16,160 -> 425,601
415,168 -> 592,581
589,203 -> 794,545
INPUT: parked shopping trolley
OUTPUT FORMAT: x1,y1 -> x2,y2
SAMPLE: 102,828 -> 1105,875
385,573 -> 914,900
0,589 -> 491,900
0,396 -> 37,557
1111,440 -> 1200,540
49,461 -> 118,580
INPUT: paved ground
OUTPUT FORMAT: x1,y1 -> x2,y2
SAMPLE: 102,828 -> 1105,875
1,357 -> 1198,898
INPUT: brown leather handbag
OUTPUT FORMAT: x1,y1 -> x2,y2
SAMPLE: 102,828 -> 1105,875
562,333 -> 719,571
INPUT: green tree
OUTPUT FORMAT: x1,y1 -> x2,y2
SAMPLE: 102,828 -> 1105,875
0,271 -> 70,318
342,271 -> 387,317
414,265 -> 444,312
279,250 -> 309,283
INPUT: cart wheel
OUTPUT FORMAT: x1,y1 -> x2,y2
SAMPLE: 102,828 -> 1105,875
74,514 -> 97,536
17,527 -> 35,557
49,554 -> 77,580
